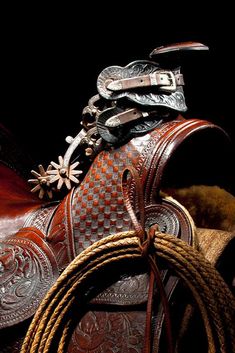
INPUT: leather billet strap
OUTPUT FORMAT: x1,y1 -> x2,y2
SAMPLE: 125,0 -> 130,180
107,71 -> 184,93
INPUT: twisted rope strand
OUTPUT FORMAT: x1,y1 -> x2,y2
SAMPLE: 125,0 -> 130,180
58,320 -> 71,353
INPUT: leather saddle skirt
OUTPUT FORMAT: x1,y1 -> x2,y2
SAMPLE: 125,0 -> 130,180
0,116 -> 232,352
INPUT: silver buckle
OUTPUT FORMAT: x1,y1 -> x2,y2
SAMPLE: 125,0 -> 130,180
160,71 -> 177,92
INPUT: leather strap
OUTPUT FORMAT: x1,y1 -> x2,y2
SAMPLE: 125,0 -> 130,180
150,41 -> 209,57
105,108 -> 149,128
121,167 -> 173,353
121,167 -> 145,240
107,71 -> 184,92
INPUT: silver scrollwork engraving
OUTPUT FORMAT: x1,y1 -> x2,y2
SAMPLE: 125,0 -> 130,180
97,61 -> 187,112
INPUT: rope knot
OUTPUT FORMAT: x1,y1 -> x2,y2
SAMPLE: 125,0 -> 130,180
140,223 -> 159,257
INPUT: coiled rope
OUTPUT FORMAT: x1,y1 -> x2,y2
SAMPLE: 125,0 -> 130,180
21,230 -> 235,353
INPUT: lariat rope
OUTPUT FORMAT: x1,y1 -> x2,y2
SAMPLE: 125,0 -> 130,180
21,230 -> 235,353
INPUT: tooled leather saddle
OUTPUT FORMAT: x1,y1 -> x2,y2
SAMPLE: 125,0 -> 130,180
0,42 -> 233,353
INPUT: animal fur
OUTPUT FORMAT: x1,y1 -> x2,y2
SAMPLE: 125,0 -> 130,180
163,185 -> 235,232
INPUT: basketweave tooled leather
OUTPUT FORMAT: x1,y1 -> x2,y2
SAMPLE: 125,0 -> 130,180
63,117 -> 224,353
70,117 -> 219,255
0,115 -> 229,353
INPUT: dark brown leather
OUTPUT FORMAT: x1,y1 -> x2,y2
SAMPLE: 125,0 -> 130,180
0,116 -> 230,352
0,164 -> 43,241
64,117 -> 200,352
149,41 -> 209,57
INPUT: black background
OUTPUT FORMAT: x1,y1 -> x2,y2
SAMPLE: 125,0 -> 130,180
0,4 -> 234,165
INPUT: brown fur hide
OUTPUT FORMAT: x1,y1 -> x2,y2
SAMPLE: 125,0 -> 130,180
164,185 -> 235,232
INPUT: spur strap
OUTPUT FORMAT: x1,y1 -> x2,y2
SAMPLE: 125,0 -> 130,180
107,71 -> 184,92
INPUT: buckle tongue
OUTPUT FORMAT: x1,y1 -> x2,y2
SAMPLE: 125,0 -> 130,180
159,71 -> 177,92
